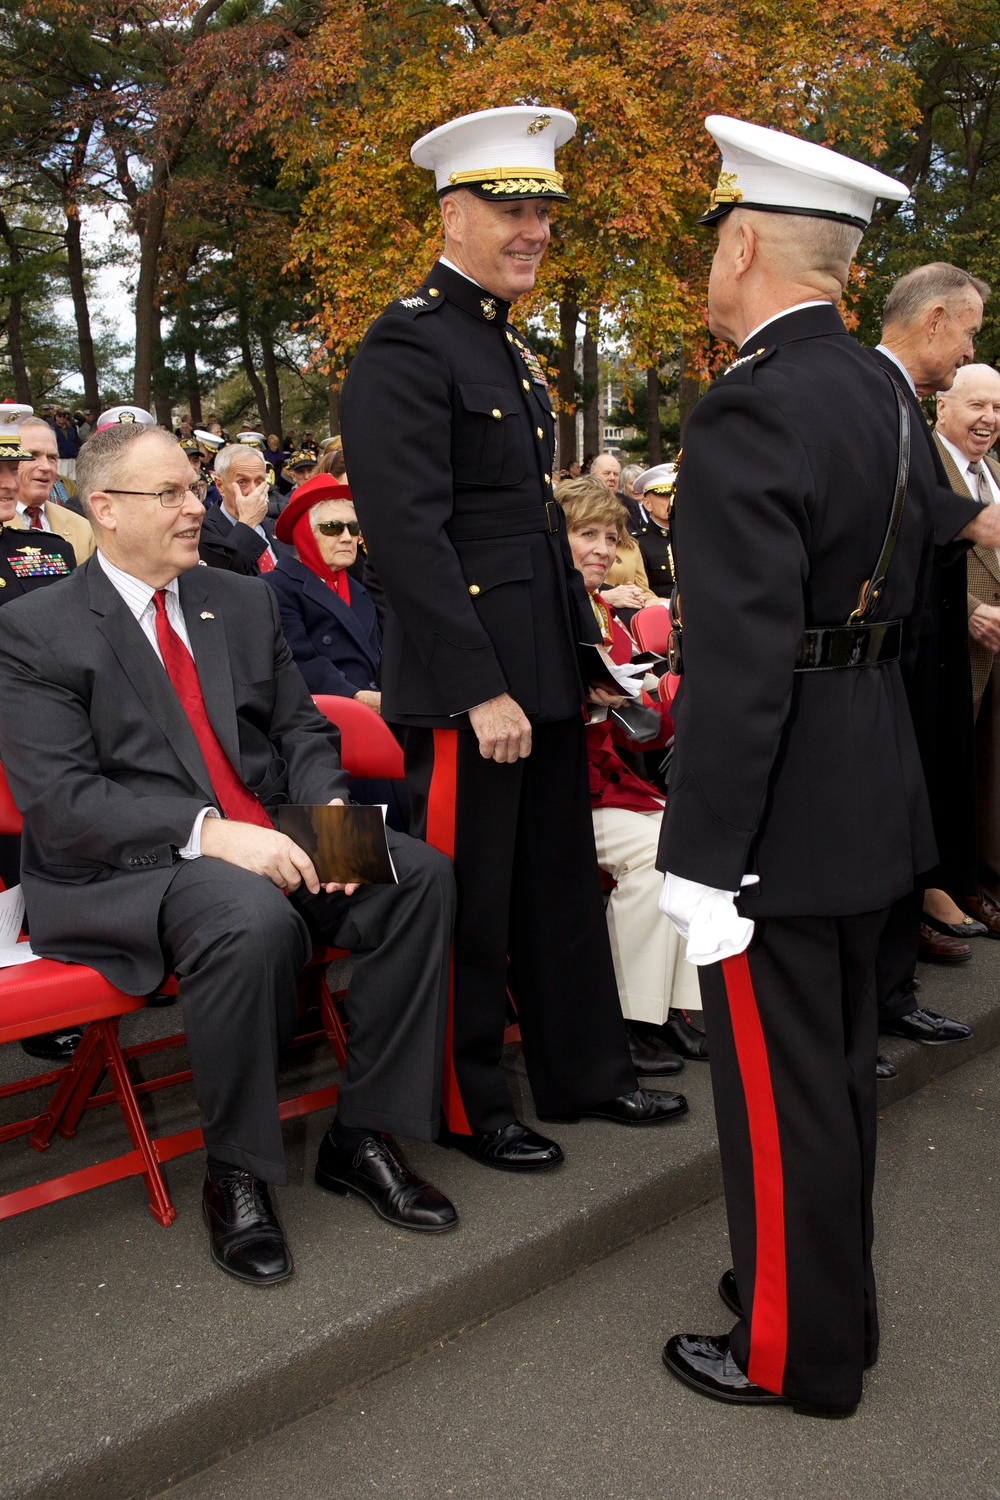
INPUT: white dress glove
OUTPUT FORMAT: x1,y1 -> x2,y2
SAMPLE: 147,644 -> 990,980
658,871 -> 755,966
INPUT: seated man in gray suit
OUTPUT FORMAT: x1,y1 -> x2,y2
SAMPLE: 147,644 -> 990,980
0,423 -> 458,1285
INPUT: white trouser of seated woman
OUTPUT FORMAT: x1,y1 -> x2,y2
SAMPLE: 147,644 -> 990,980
591,806 -> 702,1026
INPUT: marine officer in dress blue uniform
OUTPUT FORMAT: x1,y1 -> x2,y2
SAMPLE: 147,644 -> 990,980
342,107 -> 687,1172
656,116 -> 1000,1416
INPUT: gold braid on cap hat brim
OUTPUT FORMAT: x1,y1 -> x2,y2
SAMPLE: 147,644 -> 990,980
447,166 -> 565,194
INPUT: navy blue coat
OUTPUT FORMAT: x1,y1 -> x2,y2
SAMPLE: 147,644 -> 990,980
263,556 -> 381,698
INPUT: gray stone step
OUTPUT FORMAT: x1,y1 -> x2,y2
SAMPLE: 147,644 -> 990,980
0,945 -> 996,1500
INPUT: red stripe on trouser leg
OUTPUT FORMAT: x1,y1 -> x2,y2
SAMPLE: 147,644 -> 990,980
423,730 -> 470,1136
720,950 -> 787,1394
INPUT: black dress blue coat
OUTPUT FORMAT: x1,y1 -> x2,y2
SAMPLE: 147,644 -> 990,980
263,556 -> 381,698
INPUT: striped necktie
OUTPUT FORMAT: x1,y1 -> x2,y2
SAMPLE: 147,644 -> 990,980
967,460 -> 994,506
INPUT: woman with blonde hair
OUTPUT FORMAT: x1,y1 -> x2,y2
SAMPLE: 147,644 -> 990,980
554,478 -> 708,1065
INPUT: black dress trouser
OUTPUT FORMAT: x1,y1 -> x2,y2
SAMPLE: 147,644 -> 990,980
697,906 -> 889,1410
405,716 -> 637,1135
157,829 -> 454,1184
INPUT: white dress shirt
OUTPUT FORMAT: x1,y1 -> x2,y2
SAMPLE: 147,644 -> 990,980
96,551 -> 217,855
936,433 -> 1000,504
874,344 -> 917,396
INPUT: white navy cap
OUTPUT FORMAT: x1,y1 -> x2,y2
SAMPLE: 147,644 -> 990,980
411,106 -> 576,202
0,402 -> 35,460
95,405 -> 156,432
236,430 -> 266,449
700,115 -> 909,230
634,463 -> 678,496
194,428 -> 224,451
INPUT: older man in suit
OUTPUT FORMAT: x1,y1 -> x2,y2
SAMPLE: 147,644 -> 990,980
8,411 -> 95,560
0,423 -> 458,1286
199,443 -> 282,575
935,363 -> 1000,918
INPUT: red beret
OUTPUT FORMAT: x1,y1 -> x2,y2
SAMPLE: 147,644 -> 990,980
274,477 -> 353,545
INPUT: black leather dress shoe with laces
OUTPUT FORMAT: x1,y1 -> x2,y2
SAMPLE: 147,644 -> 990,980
626,1024 -> 685,1077
21,1028 -> 83,1062
540,1087 -> 688,1126
876,1053 -> 897,1080
663,1008 -> 709,1060
880,1006 -> 972,1045
316,1132 -> 459,1231
202,1171 -> 293,1286
662,1333 -> 856,1417
448,1120 -> 564,1172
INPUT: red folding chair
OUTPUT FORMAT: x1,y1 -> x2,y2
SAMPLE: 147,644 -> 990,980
0,765 -> 175,1226
311,694 -> 405,779
628,603 -> 672,656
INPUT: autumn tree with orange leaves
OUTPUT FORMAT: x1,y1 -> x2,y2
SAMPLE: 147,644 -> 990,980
265,0 -> 940,453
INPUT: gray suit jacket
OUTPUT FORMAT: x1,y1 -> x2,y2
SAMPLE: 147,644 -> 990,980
0,557 -> 349,993
933,434 -> 1000,704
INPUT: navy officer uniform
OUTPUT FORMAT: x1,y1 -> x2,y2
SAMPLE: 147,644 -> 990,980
342,106 -> 684,1165
658,118 -> 946,1417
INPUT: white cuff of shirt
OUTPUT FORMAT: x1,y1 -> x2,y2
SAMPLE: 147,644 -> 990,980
179,806 -> 220,860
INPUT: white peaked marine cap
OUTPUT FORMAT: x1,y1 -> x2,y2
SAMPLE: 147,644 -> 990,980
0,402 -> 35,459
699,116 -> 910,230
411,105 -> 577,202
634,463 -> 678,496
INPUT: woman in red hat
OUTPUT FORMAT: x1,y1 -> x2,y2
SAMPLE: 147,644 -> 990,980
266,475 -> 381,710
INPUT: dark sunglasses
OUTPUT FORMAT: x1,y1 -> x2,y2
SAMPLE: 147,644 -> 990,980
317,519 -> 360,536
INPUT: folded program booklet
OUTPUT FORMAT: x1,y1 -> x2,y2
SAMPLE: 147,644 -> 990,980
277,804 -> 398,885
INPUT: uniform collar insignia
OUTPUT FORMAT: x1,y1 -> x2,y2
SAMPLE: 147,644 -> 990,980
480,297 -> 497,321
723,346 -> 767,375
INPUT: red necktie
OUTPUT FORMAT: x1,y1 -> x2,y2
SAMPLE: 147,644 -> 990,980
257,547 -> 275,573
24,506 -> 44,530
152,590 -> 273,828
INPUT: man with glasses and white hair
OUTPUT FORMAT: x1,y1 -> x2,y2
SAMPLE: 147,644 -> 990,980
0,422 -> 458,1285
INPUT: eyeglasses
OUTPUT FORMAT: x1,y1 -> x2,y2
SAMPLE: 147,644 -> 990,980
104,482 -> 208,507
316,519 -> 360,536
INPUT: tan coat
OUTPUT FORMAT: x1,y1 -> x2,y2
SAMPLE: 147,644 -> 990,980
934,433 -> 1000,706
8,500 -> 95,563
603,534 -> 657,604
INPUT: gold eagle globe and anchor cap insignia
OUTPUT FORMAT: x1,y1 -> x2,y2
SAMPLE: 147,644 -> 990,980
698,115 -> 910,228
411,104 -> 576,203
0,401 -> 36,461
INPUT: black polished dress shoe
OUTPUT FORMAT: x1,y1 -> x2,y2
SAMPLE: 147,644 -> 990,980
316,1132 -> 459,1230
880,1006 -> 972,1045
663,1008 -> 709,1060
540,1087 -> 688,1126
202,1171 -> 293,1285
626,1024 -> 685,1077
21,1028 -> 84,1062
922,912 -> 988,940
876,1053 -> 897,1080
662,1333 -> 856,1417
448,1120 -> 564,1172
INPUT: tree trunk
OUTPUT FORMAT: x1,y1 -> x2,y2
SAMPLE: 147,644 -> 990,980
150,317 -> 173,428
677,346 -> 701,440
132,188 -> 167,410
64,208 -> 100,413
557,296 -> 579,468
0,209 -> 31,402
183,341 -> 203,427
259,321 -> 282,437
646,366 -> 662,465
582,311 -> 600,460
238,308 -> 269,430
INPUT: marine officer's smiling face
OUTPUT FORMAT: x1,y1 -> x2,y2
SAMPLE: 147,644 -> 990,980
441,191 -> 551,301
0,460 -> 20,520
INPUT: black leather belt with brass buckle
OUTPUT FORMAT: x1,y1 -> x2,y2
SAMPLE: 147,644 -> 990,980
446,502 -> 561,542
794,620 -> 902,672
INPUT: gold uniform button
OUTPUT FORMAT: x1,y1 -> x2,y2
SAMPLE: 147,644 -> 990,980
544,473 -> 551,485
469,584 -> 481,596
429,288 -> 440,297
0,578 -> 5,588
522,379 -> 530,391
536,427 -> 544,440
492,408 -> 502,419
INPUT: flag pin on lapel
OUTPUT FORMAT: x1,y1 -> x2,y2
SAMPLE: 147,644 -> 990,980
200,611 -> 215,620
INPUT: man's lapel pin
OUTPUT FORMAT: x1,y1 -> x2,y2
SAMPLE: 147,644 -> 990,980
200,611 -> 215,620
